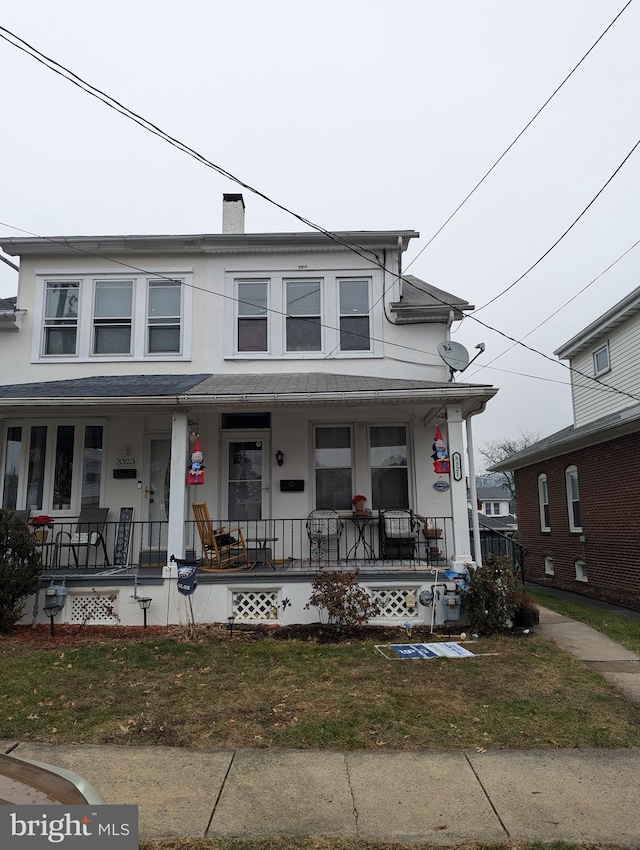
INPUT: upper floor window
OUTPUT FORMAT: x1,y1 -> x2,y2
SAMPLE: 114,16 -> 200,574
538,473 -> 550,531
286,279 -> 321,352
44,282 -> 79,355
565,466 -> 582,531
147,280 -> 182,353
93,281 -> 133,355
339,278 -> 370,351
237,280 -> 268,352
37,274 -> 189,362
593,342 -> 610,377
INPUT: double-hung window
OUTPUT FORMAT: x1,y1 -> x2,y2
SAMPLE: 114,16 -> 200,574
147,280 -> 182,353
237,280 -> 268,352
93,281 -> 133,354
286,279 -> 321,351
538,473 -> 550,531
339,278 -> 370,351
43,282 -> 79,355
370,425 -> 409,509
565,466 -> 582,531
314,426 -> 352,510
593,342 -> 610,376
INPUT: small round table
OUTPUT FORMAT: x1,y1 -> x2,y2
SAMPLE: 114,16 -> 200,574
246,537 -> 279,571
347,515 -> 376,561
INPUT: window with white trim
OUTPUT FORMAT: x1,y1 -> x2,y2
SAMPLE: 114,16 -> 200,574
38,274 -> 188,361
93,281 -> 133,354
565,466 -> 582,531
237,280 -> 268,352
538,474 -> 550,531
314,426 -> 352,510
575,559 -> 588,582
286,279 -> 322,351
370,425 -> 409,510
593,342 -> 610,376
339,278 -> 370,351
1,421 -> 104,513
43,281 -> 79,355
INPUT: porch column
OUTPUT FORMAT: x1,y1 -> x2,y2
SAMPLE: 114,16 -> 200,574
446,405 -> 476,571
164,410 -> 189,577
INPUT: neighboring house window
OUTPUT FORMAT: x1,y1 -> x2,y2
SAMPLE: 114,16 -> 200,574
484,502 -> 492,515
0,422 -> 104,513
314,426 -> 352,510
370,425 -> 409,510
575,559 -> 588,582
538,474 -> 550,531
565,466 -> 582,531
593,342 -> 610,376
43,281 -> 79,355
340,278 -> 371,351
93,281 -> 133,354
286,279 -> 322,351
492,501 -> 500,515
544,556 -> 554,576
147,280 -> 182,353
237,280 -> 268,352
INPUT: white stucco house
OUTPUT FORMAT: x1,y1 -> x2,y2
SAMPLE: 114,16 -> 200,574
0,195 -> 497,629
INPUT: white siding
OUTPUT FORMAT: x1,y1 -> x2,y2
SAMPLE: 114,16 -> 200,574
571,316 -> 640,427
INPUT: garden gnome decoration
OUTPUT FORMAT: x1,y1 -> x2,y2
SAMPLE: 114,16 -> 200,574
188,435 -> 205,485
431,425 -> 450,474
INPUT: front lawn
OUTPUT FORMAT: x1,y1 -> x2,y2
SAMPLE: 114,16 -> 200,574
2,625 -> 639,750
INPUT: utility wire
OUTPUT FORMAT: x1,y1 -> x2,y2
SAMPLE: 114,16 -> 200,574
402,0 -> 635,275
0,26 -> 638,402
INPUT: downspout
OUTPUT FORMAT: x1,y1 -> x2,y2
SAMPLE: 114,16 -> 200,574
466,412 -> 482,568
397,236 -> 403,301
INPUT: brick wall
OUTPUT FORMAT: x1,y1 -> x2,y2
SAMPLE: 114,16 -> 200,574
514,430 -> 640,600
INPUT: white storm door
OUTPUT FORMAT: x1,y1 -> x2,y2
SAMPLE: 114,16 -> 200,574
144,435 -> 171,548
222,433 -> 270,522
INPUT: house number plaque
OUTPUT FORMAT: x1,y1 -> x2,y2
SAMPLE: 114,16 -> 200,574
452,452 -> 463,481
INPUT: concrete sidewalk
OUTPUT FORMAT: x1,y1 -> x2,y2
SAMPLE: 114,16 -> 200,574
4,602 -> 640,844
5,742 -> 640,845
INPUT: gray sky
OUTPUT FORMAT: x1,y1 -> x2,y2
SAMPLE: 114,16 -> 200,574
1,0 -> 638,467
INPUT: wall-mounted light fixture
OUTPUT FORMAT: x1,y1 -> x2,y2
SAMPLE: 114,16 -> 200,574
188,419 -> 200,444
275,449 -> 284,467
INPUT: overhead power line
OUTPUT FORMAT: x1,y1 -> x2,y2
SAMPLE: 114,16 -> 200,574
1,25 -> 639,404
403,0 -> 635,274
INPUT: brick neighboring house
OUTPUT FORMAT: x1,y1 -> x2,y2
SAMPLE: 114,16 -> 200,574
490,285 -> 640,606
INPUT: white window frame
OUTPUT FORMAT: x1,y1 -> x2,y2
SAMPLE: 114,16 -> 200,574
593,342 -> 610,377
146,279 -> 183,355
538,473 -> 550,531
313,424 -> 353,511
369,423 -> 410,511
565,465 -> 582,532
42,281 -> 80,357
236,279 -> 270,354
92,280 -> 134,356
575,560 -> 588,582
338,277 -> 372,353
285,278 -> 323,353
1,419 -> 107,516
33,272 -> 192,363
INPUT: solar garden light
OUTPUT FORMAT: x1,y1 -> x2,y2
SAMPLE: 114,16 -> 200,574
137,596 -> 152,628
227,615 -> 236,637
43,600 -> 63,637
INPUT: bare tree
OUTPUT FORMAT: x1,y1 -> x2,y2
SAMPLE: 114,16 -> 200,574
478,430 -> 540,502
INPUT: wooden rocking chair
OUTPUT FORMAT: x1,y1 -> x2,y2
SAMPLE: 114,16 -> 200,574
192,503 -> 249,571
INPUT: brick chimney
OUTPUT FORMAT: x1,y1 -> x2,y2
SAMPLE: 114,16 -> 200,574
222,193 -> 245,234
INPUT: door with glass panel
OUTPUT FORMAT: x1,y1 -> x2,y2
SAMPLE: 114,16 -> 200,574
143,436 -> 171,550
222,435 -> 270,527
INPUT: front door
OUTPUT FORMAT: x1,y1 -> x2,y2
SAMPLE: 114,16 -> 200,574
222,433 -> 270,523
144,436 -> 171,549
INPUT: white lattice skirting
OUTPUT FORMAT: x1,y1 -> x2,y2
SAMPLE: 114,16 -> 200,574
370,587 -> 420,619
69,592 -> 120,625
232,590 -> 280,621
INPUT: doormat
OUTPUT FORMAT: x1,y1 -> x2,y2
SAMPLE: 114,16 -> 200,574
375,642 -> 475,660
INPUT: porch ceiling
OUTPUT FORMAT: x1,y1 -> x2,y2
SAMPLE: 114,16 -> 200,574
0,372 -> 497,418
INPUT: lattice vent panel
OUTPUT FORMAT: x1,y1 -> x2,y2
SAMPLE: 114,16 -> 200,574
371,587 -> 419,619
70,593 -> 119,624
232,591 -> 279,621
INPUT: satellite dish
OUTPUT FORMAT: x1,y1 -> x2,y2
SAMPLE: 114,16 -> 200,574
438,341 -> 470,373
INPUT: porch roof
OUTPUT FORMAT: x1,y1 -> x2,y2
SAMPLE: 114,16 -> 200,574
0,372 -> 497,417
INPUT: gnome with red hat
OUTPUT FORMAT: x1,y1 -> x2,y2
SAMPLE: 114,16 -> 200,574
431,425 -> 450,475
188,435 -> 205,485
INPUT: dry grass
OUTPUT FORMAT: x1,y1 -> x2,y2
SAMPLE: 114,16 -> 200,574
2,626 -> 640,751
138,839 -> 628,850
